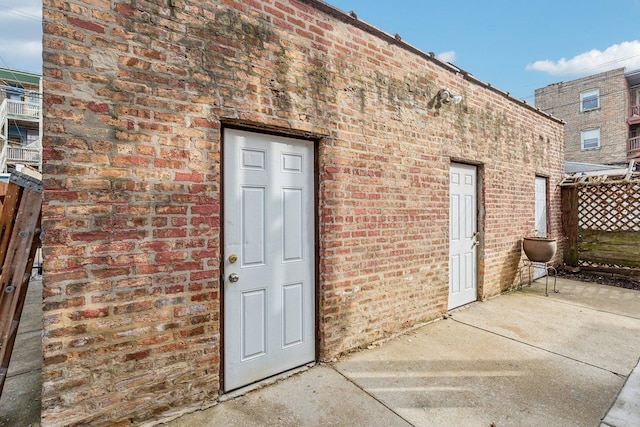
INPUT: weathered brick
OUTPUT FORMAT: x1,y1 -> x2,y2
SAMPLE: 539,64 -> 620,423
42,0 -> 564,424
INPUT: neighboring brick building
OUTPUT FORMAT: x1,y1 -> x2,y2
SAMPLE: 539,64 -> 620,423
535,67 -> 640,168
41,0 -> 564,424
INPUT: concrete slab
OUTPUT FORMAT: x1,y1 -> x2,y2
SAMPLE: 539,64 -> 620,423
336,319 -> 625,426
162,279 -> 640,427
602,359 -> 640,427
453,281 -> 640,375
0,277 -> 42,427
18,277 -> 43,333
0,369 -> 41,427
6,329 -> 41,376
4,276 -> 639,427
331,279 -> 640,427
164,365 -> 411,427
522,277 -> 640,320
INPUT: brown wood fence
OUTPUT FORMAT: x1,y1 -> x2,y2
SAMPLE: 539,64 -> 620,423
0,171 -> 42,396
560,173 -> 640,277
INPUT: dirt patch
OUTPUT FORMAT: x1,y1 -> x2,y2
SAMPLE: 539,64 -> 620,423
557,269 -> 640,291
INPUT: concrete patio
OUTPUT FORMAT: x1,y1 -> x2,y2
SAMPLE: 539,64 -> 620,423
2,276 -> 640,426
165,278 -> 640,427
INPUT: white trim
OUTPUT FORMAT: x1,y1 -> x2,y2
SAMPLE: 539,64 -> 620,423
580,88 -> 600,112
581,128 -> 600,150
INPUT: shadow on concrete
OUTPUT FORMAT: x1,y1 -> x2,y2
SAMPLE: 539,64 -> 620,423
166,278 -> 640,427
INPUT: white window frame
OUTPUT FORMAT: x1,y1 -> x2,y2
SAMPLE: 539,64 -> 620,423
580,89 -> 600,112
581,128 -> 600,150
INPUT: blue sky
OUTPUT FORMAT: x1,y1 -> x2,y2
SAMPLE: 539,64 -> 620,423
2,0 -> 640,102
328,0 -> 640,101
0,0 -> 42,74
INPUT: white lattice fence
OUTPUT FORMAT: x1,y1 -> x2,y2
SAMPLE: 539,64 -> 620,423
578,183 -> 640,232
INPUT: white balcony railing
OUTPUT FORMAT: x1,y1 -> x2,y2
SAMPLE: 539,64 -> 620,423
5,99 -> 40,121
629,135 -> 640,159
6,144 -> 41,165
0,96 -> 43,172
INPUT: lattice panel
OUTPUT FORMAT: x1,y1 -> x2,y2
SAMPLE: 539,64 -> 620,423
578,183 -> 640,232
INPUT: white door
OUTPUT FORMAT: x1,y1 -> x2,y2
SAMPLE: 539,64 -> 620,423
449,163 -> 478,310
223,129 -> 315,391
534,176 -> 548,279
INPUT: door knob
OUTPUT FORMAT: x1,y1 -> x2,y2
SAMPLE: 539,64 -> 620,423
228,273 -> 239,283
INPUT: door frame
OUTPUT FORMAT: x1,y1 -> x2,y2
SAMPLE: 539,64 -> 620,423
534,175 -> 549,237
534,175 -> 549,279
448,161 -> 482,310
220,125 -> 320,392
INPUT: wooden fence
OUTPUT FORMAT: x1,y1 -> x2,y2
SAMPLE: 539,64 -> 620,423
0,171 -> 42,396
560,172 -> 640,277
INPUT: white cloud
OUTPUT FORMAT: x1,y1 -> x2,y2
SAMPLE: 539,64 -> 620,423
437,50 -> 457,64
526,40 -> 640,77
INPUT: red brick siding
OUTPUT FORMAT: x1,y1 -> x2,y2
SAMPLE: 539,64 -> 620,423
42,0 -> 564,424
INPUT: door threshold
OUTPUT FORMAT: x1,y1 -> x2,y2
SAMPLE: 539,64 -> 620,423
221,362 -> 316,401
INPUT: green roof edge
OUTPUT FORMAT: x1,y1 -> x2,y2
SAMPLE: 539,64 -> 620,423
0,67 -> 42,87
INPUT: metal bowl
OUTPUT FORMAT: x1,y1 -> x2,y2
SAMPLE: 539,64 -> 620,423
523,237 -> 557,263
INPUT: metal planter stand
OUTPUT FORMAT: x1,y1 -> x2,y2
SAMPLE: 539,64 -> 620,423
521,260 -> 558,296
520,237 -> 559,297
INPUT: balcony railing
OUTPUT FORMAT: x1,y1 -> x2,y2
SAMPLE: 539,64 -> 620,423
628,105 -> 640,125
6,144 -> 41,164
628,135 -> 640,161
0,142 -> 42,172
5,99 -> 40,121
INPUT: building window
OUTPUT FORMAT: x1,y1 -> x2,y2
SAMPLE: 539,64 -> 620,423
5,84 -> 24,101
580,89 -> 599,111
25,130 -> 39,146
581,128 -> 600,150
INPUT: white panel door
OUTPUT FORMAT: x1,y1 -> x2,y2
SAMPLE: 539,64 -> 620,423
223,129 -> 315,391
449,163 -> 478,310
534,176 -> 548,279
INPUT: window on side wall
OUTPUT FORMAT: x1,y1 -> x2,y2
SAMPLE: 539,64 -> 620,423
581,128 -> 600,150
580,89 -> 599,112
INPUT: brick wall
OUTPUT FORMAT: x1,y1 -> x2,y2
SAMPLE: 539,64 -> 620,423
535,68 -> 628,166
42,0 -> 564,424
